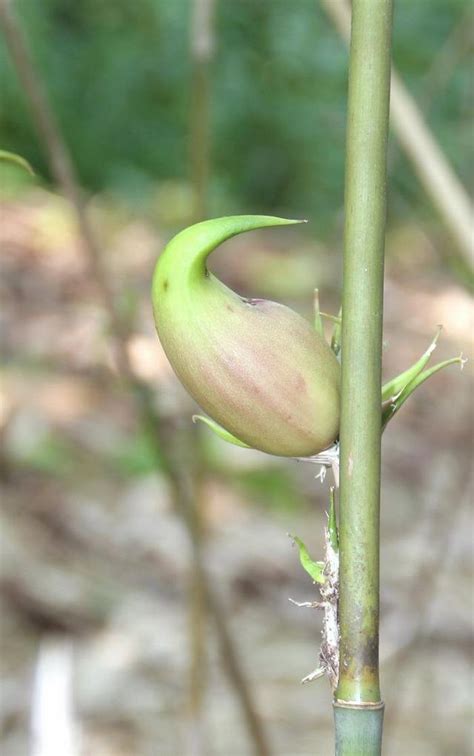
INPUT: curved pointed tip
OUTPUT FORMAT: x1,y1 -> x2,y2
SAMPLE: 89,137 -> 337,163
185,214 -> 307,238
153,214 -> 307,290
255,215 -> 308,226
152,213 -> 309,322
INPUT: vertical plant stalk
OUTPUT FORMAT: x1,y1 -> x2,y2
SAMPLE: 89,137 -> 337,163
190,0 -> 216,221
181,433 -> 207,756
334,1 -> 393,754
0,5 -> 271,755
187,2 -> 217,746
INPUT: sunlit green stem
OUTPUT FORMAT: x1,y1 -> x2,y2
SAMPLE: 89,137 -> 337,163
334,0 -> 393,753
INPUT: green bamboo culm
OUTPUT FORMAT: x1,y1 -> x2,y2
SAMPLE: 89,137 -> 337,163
334,1 -> 393,754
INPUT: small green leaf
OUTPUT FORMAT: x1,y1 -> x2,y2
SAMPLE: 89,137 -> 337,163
330,307 -> 342,357
328,487 -> 339,552
313,288 -> 324,337
382,326 -> 442,401
289,534 -> 325,584
192,414 -> 250,448
0,149 -> 34,175
382,353 -> 466,429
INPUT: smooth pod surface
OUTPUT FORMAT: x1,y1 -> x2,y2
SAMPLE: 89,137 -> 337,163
152,216 -> 340,457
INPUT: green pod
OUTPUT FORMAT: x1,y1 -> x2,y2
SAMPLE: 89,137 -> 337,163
152,216 -> 340,457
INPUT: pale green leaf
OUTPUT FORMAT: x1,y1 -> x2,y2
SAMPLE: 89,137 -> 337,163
328,487 -> 339,552
289,534 -> 325,584
330,307 -> 342,357
192,414 -> 250,448
0,149 -> 34,175
382,326 -> 442,401
382,353 -> 466,429
313,288 -> 324,337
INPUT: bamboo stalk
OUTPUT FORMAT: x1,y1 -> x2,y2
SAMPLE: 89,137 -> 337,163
334,0 -> 393,753
0,4 -> 271,754
321,0 -> 474,271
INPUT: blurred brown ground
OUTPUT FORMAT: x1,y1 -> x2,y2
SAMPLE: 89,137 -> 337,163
1,188 -> 473,755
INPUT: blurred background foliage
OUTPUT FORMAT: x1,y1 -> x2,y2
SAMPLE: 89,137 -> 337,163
1,0 -> 472,230
0,2 -> 473,755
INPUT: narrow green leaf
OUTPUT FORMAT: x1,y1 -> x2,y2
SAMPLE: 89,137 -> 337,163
382,326 -> 442,401
313,288 -> 324,337
328,487 -> 339,552
289,534 -> 325,584
330,307 -> 342,357
192,414 -> 250,448
382,353 -> 466,429
0,149 -> 34,175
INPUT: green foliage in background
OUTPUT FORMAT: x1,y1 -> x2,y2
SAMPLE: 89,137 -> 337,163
0,0 -> 472,231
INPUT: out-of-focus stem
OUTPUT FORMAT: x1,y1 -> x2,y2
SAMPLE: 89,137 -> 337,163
321,0 -> 474,270
145,414 -> 272,756
334,0 -> 392,752
188,0 -> 217,743
190,0 -> 216,221
0,5 -> 271,754
205,586 -> 272,756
